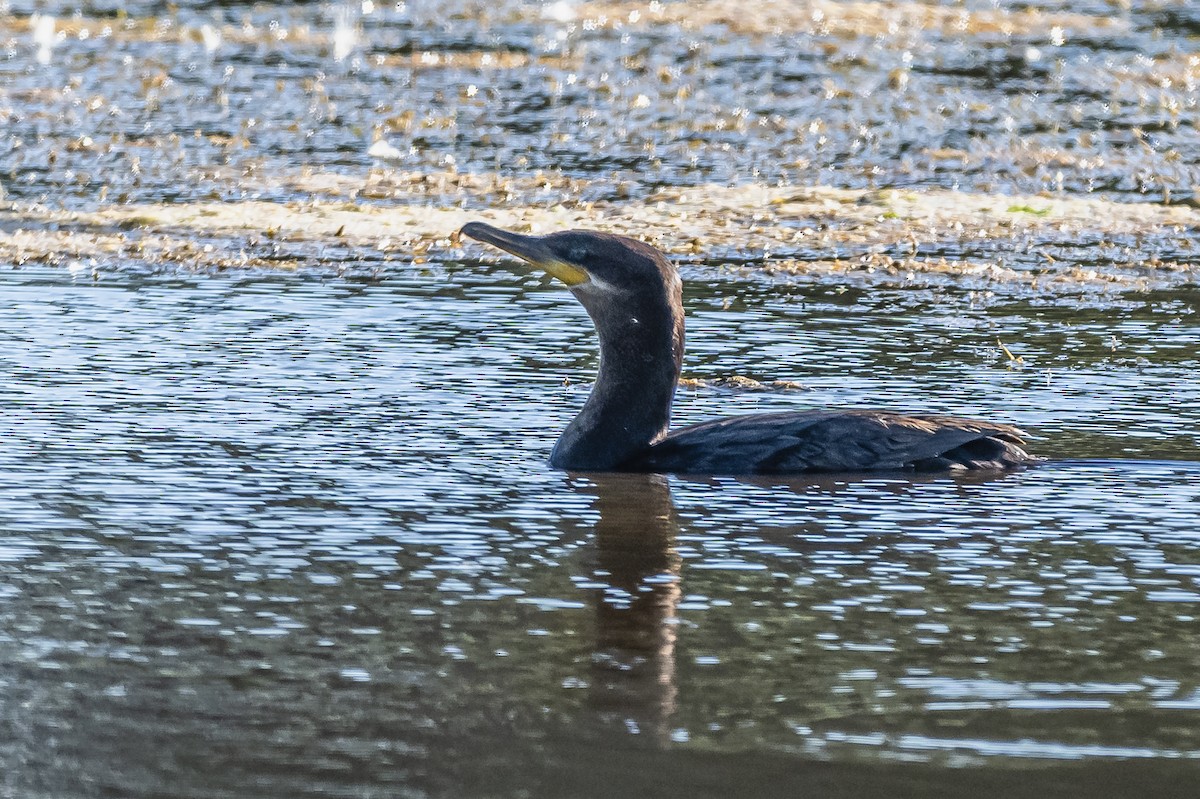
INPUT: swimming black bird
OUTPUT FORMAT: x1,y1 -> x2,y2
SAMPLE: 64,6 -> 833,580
459,222 -> 1038,475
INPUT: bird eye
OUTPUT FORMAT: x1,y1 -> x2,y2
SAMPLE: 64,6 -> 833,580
568,246 -> 589,262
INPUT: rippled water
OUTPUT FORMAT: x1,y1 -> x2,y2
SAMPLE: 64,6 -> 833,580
1,263 -> 1199,796
4,0 -> 1199,207
3,0 -> 1200,796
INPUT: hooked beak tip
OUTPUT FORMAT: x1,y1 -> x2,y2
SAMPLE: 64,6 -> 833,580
457,222 -> 590,287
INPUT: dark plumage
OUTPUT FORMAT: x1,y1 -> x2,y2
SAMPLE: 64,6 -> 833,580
459,222 -> 1039,475
631,410 -> 1030,473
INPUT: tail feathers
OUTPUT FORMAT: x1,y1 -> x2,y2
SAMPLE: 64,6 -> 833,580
912,435 -> 1037,472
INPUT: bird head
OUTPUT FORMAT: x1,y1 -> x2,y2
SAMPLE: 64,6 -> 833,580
458,222 -> 686,469
458,222 -> 679,308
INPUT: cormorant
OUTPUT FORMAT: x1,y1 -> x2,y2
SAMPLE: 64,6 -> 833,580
459,222 -> 1038,475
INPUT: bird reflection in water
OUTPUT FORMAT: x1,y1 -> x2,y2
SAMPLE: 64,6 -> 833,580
571,468 -> 1027,746
575,472 -> 681,744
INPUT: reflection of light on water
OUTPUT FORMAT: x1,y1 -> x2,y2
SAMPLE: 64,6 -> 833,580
367,138 -> 405,161
542,1 -> 576,23
31,14 -> 56,65
200,24 -> 222,55
333,4 -> 359,63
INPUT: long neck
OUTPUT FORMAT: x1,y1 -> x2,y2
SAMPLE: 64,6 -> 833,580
550,293 -> 684,471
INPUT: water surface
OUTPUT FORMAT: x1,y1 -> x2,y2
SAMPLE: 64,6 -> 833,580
1,264 -> 1199,797
3,0 -> 1200,795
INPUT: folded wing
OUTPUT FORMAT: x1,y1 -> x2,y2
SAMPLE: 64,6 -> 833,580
626,409 -> 1035,475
